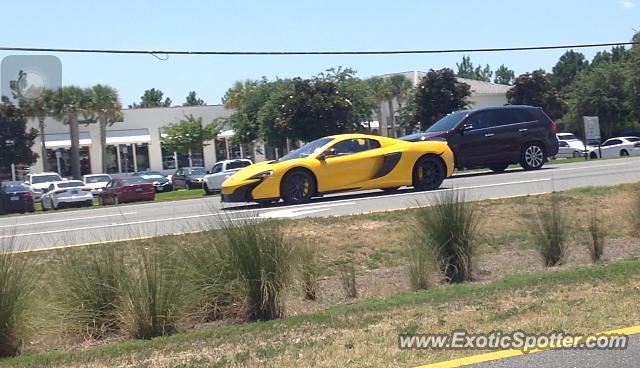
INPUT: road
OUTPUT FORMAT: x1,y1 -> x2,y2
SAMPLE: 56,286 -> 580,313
1,157 -> 639,251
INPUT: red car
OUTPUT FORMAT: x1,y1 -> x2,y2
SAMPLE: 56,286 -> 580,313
98,177 -> 155,205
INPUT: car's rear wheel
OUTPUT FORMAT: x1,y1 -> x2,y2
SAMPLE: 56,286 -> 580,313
413,155 -> 446,191
281,170 -> 316,204
488,164 -> 509,173
520,143 -> 545,170
590,152 -> 599,159
621,150 -> 629,157
203,183 -> 214,195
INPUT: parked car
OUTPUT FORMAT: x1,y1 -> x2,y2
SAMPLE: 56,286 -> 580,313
172,167 -> 207,190
588,136 -> 640,159
203,159 -> 253,195
82,174 -> 112,195
98,177 -> 155,205
0,181 -> 35,214
41,181 -> 93,210
24,172 -> 63,201
555,133 -> 586,158
400,105 -> 559,172
131,171 -> 173,192
221,133 -> 454,204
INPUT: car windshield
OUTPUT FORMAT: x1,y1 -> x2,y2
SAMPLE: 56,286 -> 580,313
32,174 -> 63,184
57,181 -> 85,188
139,174 -> 164,179
2,184 -> 27,192
187,168 -> 206,175
227,161 -> 252,170
85,175 -> 111,183
426,110 -> 469,132
277,137 -> 335,162
122,177 -> 149,184
558,134 -> 578,140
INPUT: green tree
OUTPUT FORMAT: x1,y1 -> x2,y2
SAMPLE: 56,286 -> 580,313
494,65 -> 515,85
88,85 -> 122,173
569,63 -> 631,138
161,115 -> 218,158
222,80 -> 259,110
627,32 -> 640,122
18,90 -> 55,172
413,68 -> 471,130
50,86 -> 93,179
365,77 -> 387,131
317,67 -> 377,128
456,55 -> 492,82
0,101 -> 38,175
550,50 -> 588,94
277,78 -> 357,142
183,91 -> 205,106
130,88 -> 172,108
507,70 -> 567,120
384,74 -> 412,137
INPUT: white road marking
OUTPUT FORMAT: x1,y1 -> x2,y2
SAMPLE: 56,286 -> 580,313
259,202 -> 356,218
0,212 -> 137,229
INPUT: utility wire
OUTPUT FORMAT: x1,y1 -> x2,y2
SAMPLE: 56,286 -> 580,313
0,42 -> 638,56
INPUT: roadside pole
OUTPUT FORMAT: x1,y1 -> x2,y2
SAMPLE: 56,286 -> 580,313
583,116 -> 601,159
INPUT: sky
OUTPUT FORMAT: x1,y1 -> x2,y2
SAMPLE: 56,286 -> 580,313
0,0 -> 638,107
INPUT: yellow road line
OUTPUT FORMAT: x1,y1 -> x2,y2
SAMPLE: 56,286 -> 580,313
416,325 -> 640,368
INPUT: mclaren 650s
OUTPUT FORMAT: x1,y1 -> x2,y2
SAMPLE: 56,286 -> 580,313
221,133 -> 454,204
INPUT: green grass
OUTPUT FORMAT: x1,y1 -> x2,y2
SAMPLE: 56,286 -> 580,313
2,258 -> 639,367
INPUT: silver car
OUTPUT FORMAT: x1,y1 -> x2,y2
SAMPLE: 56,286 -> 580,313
203,159 -> 253,195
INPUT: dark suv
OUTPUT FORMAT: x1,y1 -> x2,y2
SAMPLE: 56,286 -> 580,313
400,105 -> 559,172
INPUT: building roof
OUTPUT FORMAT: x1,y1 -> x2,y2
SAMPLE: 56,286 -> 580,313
375,71 -> 511,95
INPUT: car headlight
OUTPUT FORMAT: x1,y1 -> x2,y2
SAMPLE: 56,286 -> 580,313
248,170 -> 274,180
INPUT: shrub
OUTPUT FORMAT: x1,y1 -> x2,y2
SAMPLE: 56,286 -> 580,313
0,241 -> 36,357
632,191 -> 640,237
181,233 -> 243,321
413,190 -> 479,283
586,207 -> 605,263
407,238 -> 433,290
529,195 -> 569,267
56,245 -> 123,339
222,219 -> 296,321
337,259 -> 357,298
119,243 -> 187,339
298,242 -> 319,301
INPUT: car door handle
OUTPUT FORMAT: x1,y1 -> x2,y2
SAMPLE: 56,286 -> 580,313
518,128 -> 528,132
484,133 -> 495,137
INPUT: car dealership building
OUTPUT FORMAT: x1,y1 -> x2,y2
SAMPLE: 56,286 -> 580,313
22,72 -> 509,178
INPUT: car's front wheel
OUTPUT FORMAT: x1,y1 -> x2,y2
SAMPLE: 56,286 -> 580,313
621,150 -> 629,157
520,143 -> 545,170
413,155 -> 446,191
203,183 -> 214,195
280,170 -> 316,204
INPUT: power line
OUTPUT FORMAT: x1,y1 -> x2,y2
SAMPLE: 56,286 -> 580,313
0,42 -> 638,56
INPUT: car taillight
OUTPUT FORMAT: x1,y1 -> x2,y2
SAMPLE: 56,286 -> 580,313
81,188 -> 91,192
551,121 -> 557,134
635,143 -> 640,148
20,192 -> 31,199
54,189 -> 67,194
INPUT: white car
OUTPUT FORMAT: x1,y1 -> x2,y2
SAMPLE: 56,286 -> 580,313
203,159 -> 253,195
555,133 -> 586,158
41,180 -> 93,210
82,174 -> 112,195
24,172 -> 63,202
588,136 -> 640,159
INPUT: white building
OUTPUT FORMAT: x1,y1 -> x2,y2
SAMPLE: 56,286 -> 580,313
26,105 -> 265,177
374,71 -> 511,137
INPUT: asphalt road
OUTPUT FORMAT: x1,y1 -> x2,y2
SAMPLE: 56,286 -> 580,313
2,156 -> 640,251
471,334 -> 640,368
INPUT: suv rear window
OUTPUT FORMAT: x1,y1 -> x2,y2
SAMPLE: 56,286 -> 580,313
227,161 -> 252,170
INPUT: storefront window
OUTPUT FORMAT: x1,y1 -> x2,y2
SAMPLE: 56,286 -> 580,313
119,144 -> 134,173
105,145 -> 118,174
46,147 -> 91,177
135,143 -> 150,171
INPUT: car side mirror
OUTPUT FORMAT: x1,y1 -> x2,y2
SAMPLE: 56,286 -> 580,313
318,147 -> 338,160
206,171 -> 211,175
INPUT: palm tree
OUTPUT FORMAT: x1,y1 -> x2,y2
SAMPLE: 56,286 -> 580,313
365,77 -> 388,135
386,75 -> 413,138
89,85 -> 122,173
51,86 -> 92,179
19,90 -> 54,172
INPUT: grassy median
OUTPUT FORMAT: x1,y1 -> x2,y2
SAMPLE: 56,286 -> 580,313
0,181 -> 639,367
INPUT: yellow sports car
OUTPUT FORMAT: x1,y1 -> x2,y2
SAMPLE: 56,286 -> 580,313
221,133 -> 454,204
